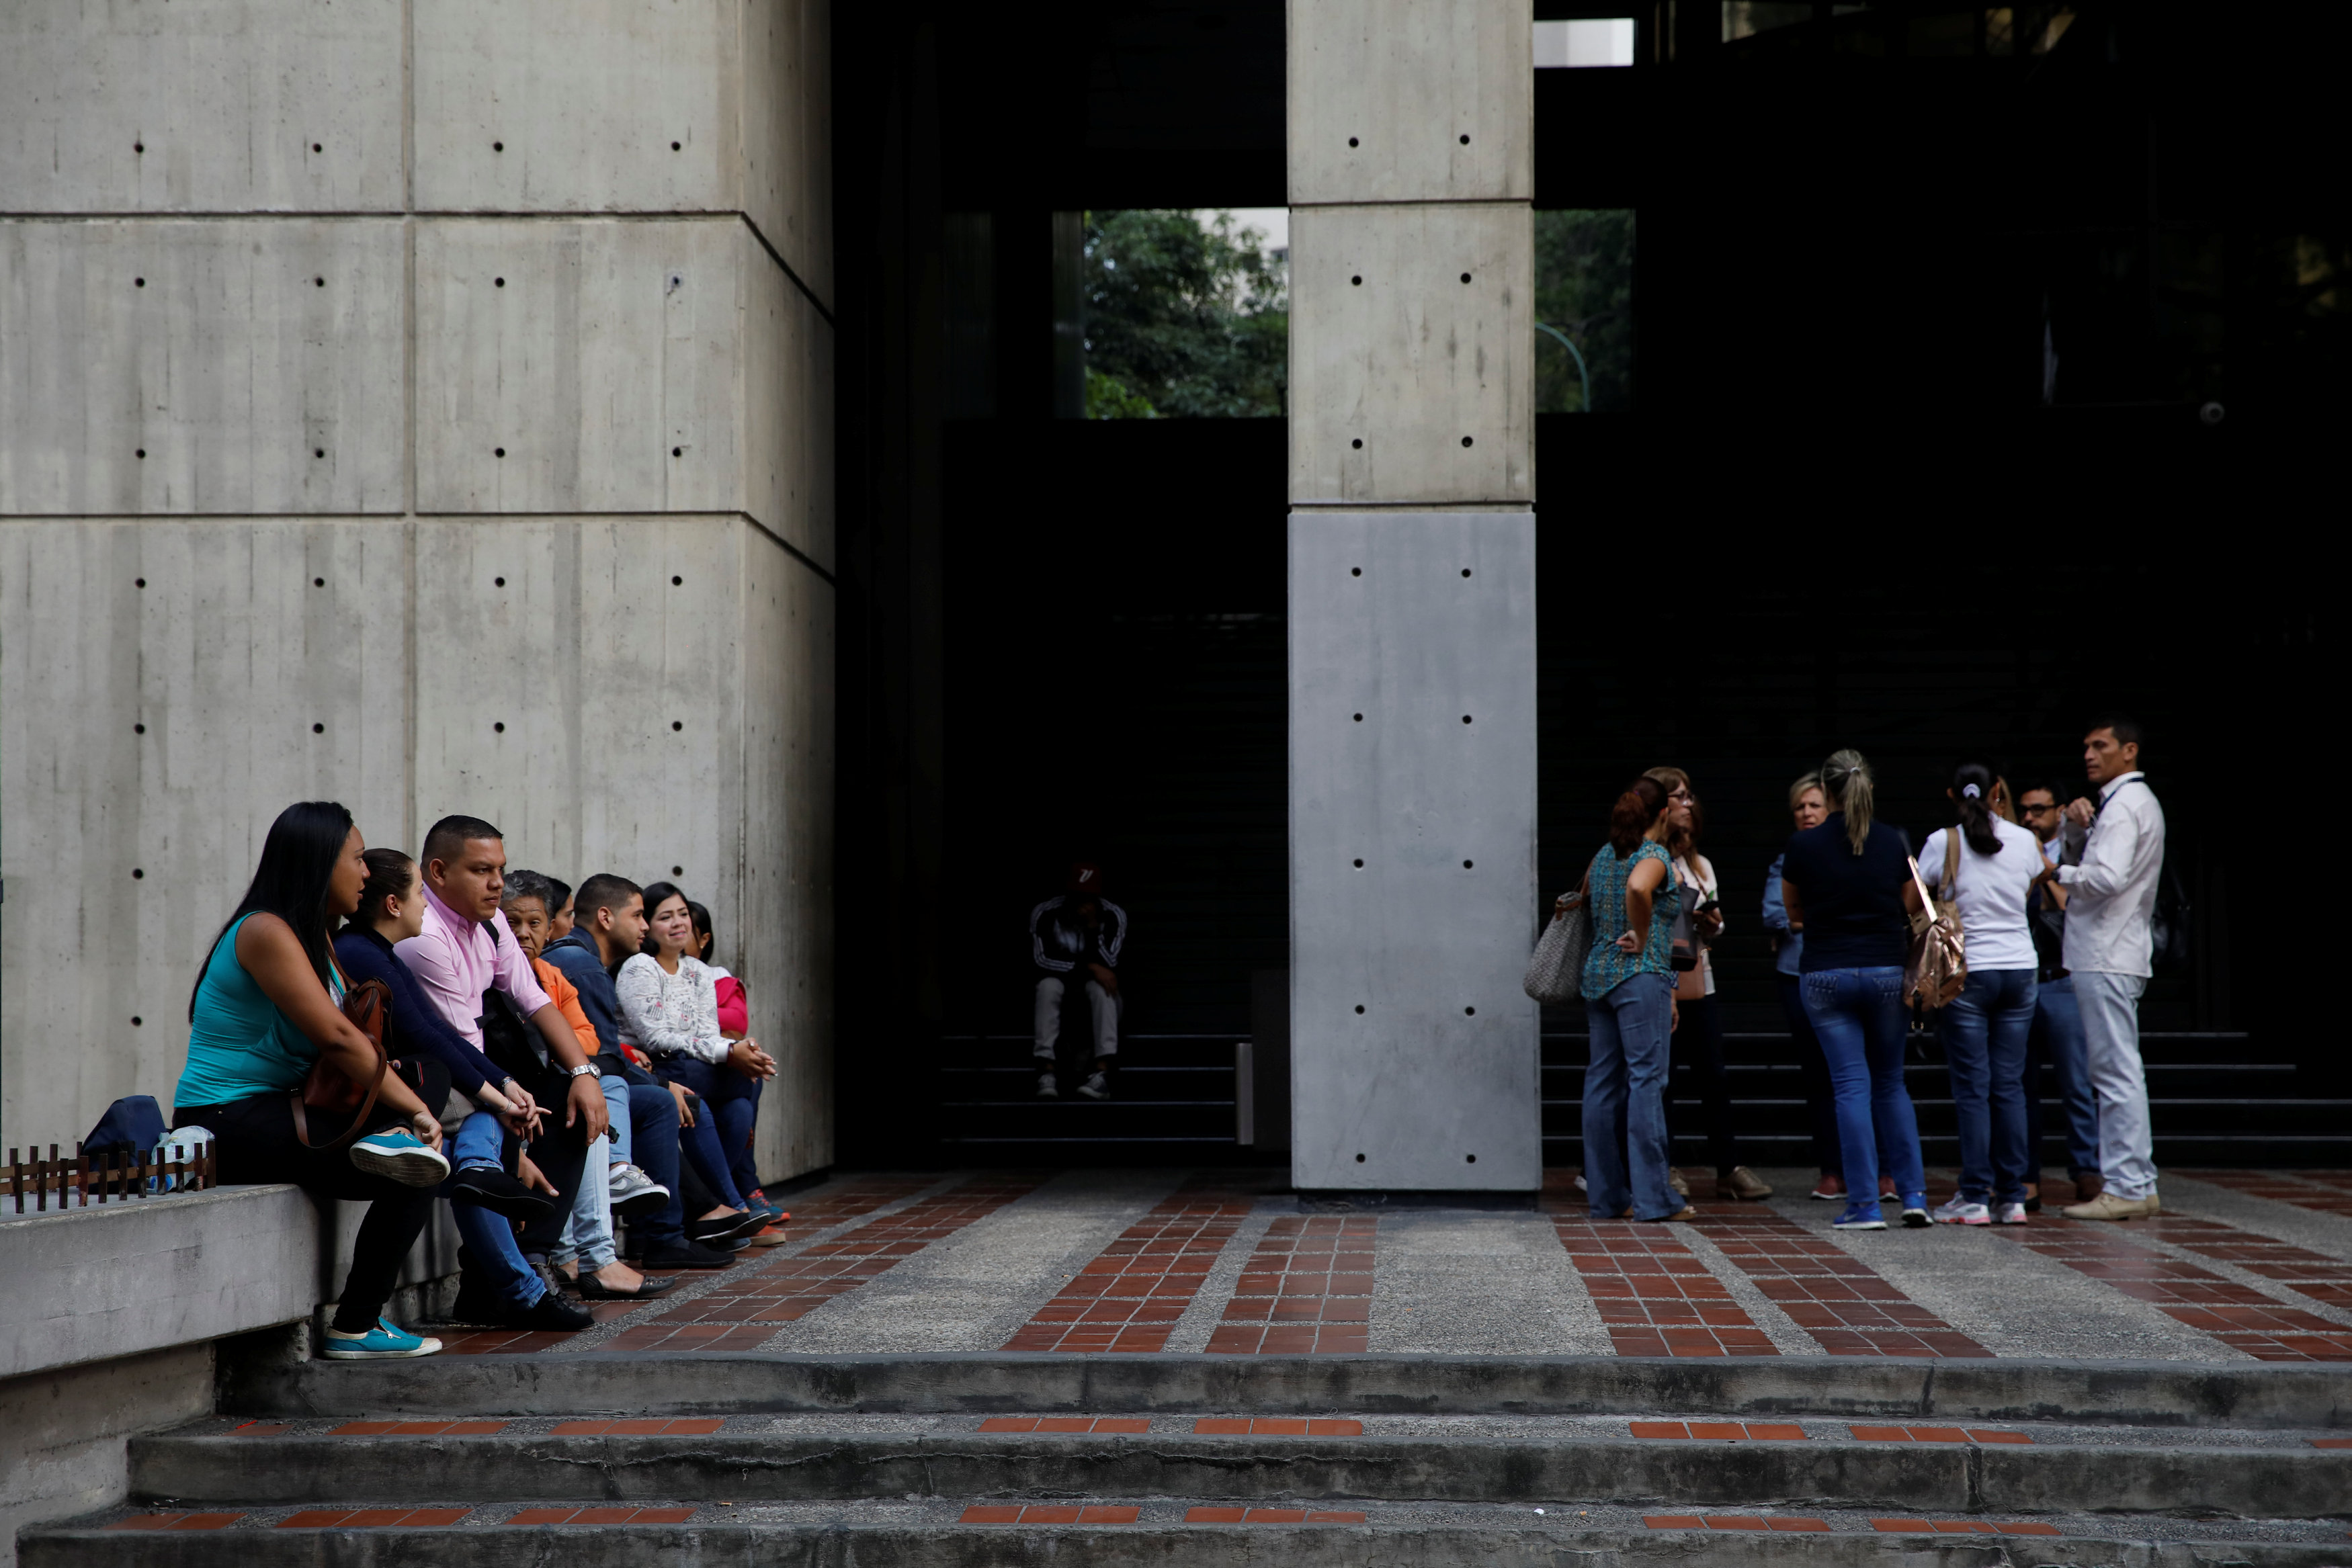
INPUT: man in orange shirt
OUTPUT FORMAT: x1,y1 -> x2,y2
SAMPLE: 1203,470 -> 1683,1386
505,873 -> 675,1301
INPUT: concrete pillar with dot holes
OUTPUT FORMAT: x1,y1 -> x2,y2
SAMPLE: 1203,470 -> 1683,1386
1286,0 -> 1539,1193
0,3 -> 835,1184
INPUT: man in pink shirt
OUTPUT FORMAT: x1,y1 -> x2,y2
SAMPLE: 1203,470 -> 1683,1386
398,814 -> 610,1332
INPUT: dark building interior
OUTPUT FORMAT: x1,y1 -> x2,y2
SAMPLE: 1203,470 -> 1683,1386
829,2 -> 2341,1172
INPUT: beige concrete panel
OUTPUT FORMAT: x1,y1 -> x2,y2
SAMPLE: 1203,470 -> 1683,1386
1288,0 -> 1533,204
415,218 -> 758,521
1288,204 -> 1534,505
0,0 -> 403,215
0,1342 -> 214,1568
0,220 -> 407,516
0,521 -> 413,1146
739,224 -> 835,572
739,530 -> 835,1180
742,0 -> 835,306
408,516 -> 743,912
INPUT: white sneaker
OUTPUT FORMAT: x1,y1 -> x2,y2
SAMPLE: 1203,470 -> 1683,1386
1036,1071 -> 1059,1098
607,1162 -> 670,1219
1076,1070 -> 1109,1100
1994,1202 -> 2029,1225
1932,1196 -> 1991,1225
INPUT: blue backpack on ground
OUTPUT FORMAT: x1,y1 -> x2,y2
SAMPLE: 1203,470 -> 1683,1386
82,1094 -> 167,1161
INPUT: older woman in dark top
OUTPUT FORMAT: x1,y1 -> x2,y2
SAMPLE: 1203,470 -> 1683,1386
1780,749 -> 1928,1231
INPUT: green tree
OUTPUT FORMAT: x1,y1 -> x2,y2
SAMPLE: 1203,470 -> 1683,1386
1083,210 -> 1288,418
1534,210 -> 1635,412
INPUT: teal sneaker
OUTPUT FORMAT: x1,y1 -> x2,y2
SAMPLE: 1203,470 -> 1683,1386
349,1127 -> 451,1187
321,1317 -> 442,1360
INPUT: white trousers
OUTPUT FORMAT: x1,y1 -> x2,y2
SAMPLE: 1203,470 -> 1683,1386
2075,969 -> 2157,1199
1035,975 -> 1120,1061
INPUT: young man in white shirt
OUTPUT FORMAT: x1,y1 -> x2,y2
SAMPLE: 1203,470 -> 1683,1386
2033,717 -> 2167,1221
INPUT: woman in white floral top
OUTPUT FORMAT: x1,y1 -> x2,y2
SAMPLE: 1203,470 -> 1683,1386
617,883 -> 780,1237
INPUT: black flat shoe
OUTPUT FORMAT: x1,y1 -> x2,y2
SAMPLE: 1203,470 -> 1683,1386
687,1209 -> 768,1244
450,1166 -> 559,1222
577,1273 -> 680,1300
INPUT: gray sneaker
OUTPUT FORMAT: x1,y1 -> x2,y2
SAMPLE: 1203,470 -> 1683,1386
607,1161 -> 670,1219
1076,1070 -> 1109,1100
1036,1071 -> 1059,1098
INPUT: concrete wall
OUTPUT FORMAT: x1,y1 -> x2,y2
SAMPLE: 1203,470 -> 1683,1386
1286,0 -> 1539,1191
0,0 -> 836,1182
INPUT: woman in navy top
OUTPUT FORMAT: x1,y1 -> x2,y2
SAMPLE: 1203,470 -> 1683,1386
1779,750 -> 1928,1230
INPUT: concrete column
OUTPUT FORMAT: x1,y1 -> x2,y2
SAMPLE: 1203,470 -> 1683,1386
0,1 -> 835,1182
1286,0 -> 1537,1193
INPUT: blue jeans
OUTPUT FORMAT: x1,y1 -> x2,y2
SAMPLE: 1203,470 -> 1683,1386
658,1055 -> 761,1202
1583,972 -> 1679,1221
2027,975 -> 2101,1178
622,1081 -> 688,1249
441,1110 -> 542,1307
1801,965 -> 1923,1209
1940,967 -> 2035,1205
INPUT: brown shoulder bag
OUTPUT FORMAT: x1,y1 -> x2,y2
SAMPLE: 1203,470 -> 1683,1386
291,977 -> 393,1149
1904,834 -> 1968,1010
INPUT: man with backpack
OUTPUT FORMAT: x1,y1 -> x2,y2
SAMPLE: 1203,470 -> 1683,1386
2036,717 -> 2167,1221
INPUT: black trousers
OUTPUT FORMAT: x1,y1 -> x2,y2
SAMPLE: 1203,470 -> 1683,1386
1667,994 -> 1738,1175
1778,974 -> 1841,1172
175,1088 -> 438,1334
497,1084 -> 595,1258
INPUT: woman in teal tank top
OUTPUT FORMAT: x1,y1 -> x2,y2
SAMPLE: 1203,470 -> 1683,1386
173,801 -> 451,1360
1567,777 -> 1687,1222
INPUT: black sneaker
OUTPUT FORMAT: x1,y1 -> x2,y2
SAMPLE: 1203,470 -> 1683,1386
449,1166 -> 558,1223
638,1240 -> 739,1271
687,1209 -> 769,1245
514,1291 -> 594,1332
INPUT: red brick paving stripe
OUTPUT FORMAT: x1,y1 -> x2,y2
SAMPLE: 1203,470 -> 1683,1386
1690,1208 -> 1992,1358
2177,1170 -> 2352,1220
959,1504 -> 1141,1524
613,1174 -> 1051,1346
977,1417 -> 1152,1434
1544,1214 -> 1776,1359
1193,1417 -> 1364,1436
106,1514 -> 246,1531
276,1509 -> 468,1528
1206,1216 -> 1378,1354
1630,1421 -> 1806,1440
1003,1184 -> 1257,1352
1994,1219 -> 2352,1362
548,1418 -> 725,1435
1850,1425 -> 2028,1444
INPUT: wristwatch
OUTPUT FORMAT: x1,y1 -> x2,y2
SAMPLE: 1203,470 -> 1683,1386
567,1063 -> 599,1080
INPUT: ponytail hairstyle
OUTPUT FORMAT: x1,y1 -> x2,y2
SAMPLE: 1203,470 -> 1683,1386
1820,749 -> 1876,857
1950,761 -> 2005,856
1607,776 -> 1671,855
347,847 -> 419,934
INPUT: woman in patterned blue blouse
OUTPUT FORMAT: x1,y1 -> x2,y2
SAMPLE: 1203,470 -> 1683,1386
1571,775 -> 1689,1222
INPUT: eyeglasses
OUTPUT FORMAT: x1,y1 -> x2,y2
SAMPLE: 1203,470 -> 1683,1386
2020,803 -> 2057,814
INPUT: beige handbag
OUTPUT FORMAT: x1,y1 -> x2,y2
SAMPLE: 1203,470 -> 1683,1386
1904,832 -> 1967,1010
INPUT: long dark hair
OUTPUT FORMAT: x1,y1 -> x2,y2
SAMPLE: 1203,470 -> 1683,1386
1951,761 -> 2005,856
345,847 -> 417,934
687,899 -> 716,965
1607,777 -> 1669,855
190,800 -> 353,1019
638,880 -> 689,958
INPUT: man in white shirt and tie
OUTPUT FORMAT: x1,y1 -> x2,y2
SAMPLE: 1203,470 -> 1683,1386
2033,716 -> 2167,1221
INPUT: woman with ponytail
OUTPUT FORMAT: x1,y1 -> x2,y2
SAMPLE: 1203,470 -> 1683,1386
1570,776 -> 1691,1222
1917,762 -> 2045,1225
1779,750 -> 1928,1230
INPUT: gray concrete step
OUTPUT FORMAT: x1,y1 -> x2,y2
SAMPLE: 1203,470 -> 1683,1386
26,1503 -> 2352,1568
125,1421 -> 2352,1520
218,1348 -> 2352,1430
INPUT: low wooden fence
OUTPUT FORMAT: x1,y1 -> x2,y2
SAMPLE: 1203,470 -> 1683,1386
5,1140 -> 218,1214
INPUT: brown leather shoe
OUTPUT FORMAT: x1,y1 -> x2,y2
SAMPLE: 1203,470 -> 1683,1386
1719,1166 -> 1774,1201
1657,1206 -> 1698,1223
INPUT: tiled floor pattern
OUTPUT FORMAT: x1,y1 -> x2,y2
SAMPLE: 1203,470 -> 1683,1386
1631,1421 -> 1806,1440
1545,1211 -> 1776,1358
1001,1183 -> 1255,1352
1205,1215 -> 1377,1353
432,1174 -> 939,1354
1692,1207 -> 1994,1358
2179,1170 -> 2352,1220
1994,1215 -> 2352,1361
275,1510 -> 470,1528
603,1174 -> 1051,1350
2138,1213 -> 2352,1314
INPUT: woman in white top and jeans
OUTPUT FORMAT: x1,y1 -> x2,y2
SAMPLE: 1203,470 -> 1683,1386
1923,762 -> 2044,1225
